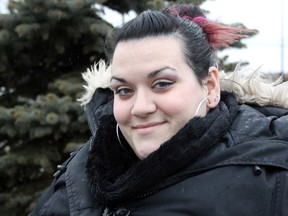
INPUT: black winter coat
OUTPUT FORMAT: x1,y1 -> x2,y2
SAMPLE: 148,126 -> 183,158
29,90 -> 288,216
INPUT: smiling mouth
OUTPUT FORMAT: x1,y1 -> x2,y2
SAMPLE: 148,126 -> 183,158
133,122 -> 165,129
132,122 -> 166,135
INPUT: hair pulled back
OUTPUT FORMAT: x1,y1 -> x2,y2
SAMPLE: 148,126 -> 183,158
105,4 -> 247,83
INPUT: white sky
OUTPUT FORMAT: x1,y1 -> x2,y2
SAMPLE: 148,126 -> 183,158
201,0 -> 287,73
1,0 -> 287,73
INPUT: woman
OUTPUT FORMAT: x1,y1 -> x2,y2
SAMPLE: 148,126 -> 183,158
30,3 -> 288,216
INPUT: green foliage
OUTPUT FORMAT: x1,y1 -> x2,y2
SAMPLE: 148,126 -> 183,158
0,0 -> 112,104
0,78 -> 86,140
0,74 -> 89,215
0,0 -> 111,215
0,144 -> 61,215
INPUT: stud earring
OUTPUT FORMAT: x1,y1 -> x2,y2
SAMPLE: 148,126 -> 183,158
214,95 -> 220,102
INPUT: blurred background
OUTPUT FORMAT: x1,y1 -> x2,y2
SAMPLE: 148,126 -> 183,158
0,0 -> 286,215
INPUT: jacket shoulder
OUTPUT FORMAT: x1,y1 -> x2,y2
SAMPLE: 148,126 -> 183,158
29,142 -> 103,215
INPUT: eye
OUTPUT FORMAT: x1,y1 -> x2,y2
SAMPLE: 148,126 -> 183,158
152,80 -> 175,89
114,87 -> 134,96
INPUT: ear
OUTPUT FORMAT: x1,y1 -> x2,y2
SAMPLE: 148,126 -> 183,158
206,66 -> 221,108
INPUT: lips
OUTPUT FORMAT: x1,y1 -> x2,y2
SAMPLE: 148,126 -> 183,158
133,122 -> 164,129
132,122 -> 165,135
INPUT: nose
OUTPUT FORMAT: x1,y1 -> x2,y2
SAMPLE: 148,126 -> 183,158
131,90 -> 156,117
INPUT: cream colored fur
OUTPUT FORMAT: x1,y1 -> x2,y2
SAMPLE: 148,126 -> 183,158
219,65 -> 288,109
78,60 -> 112,106
78,60 -> 288,109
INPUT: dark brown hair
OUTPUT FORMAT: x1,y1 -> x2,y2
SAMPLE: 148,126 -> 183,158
105,4 -> 249,83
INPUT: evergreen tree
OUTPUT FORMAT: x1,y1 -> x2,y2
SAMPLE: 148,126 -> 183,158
0,0 -> 112,215
0,0 -> 257,215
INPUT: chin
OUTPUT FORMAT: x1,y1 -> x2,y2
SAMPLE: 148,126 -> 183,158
135,150 -> 151,160
134,143 -> 162,160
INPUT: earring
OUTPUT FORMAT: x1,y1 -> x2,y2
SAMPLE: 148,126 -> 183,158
214,95 -> 220,102
195,97 -> 208,116
209,65 -> 218,72
116,123 -> 126,150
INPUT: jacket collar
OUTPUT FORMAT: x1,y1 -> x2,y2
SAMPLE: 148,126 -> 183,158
86,92 -> 239,206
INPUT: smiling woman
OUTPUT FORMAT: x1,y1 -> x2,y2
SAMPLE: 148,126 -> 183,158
29,3 -> 288,216
110,36 -> 217,159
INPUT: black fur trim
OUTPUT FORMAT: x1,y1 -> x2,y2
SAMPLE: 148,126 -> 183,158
86,91 -> 239,205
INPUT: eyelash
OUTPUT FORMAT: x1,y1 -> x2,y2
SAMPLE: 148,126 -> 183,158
114,87 -> 133,96
113,80 -> 176,97
152,80 -> 175,89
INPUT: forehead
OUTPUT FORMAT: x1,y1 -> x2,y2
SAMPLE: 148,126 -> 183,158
111,36 -> 186,73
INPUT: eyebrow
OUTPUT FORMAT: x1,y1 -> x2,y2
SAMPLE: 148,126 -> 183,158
111,66 -> 176,83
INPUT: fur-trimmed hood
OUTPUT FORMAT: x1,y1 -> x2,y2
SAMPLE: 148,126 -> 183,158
78,60 -> 288,109
79,60 -> 288,206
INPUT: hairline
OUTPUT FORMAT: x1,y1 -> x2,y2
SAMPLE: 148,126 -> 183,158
111,33 -> 206,86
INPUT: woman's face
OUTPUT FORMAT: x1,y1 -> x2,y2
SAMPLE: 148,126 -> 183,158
111,36 -> 211,159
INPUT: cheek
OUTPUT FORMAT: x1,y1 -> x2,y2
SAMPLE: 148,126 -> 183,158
160,93 -> 195,113
113,99 -> 131,123
158,91 -> 201,120
168,100 -> 194,116
156,98 -> 188,121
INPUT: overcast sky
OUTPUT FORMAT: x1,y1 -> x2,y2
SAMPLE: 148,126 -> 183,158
202,0 -> 287,74
1,0 -> 287,73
